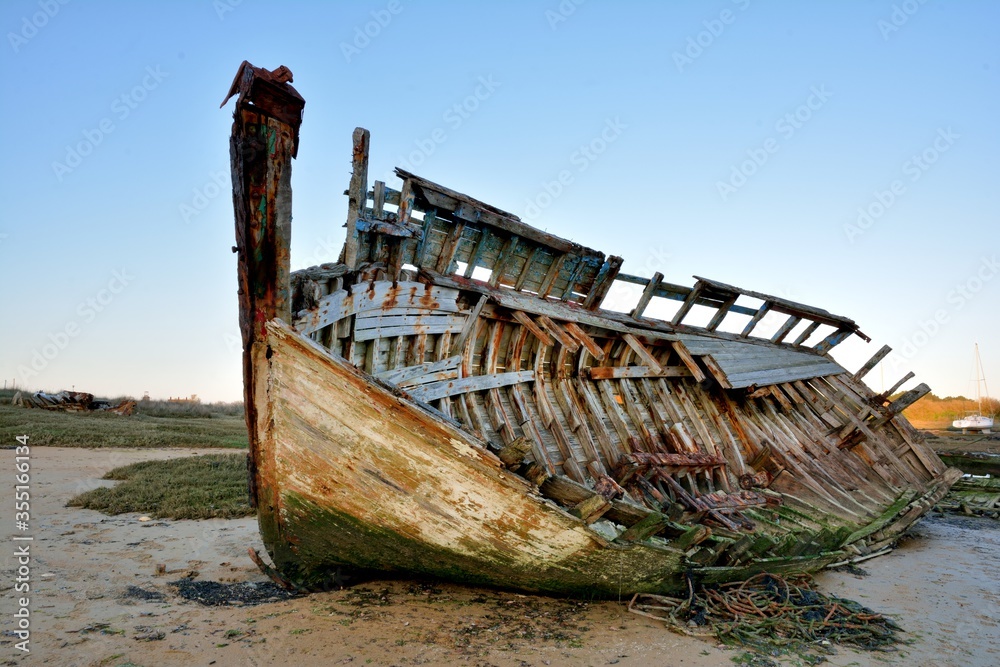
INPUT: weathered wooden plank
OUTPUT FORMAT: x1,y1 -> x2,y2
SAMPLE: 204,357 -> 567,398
705,293 -> 738,332
853,345 -> 892,382
372,180 -> 387,219
583,255 -> 624,310
670,341 -> 706,383
813,327 -> 854,354
413,208 -> 437,267
538,253 -> 567,298
451,294 -> 488,354
585,365 -> 691,380
791,321 -> 822,346
699,355 -> 733,389
510,310 -> 555,347
408,372 -> 536,403
770,315 -> 802,344
563,321 -> 605,361
878,371 -> 915,399
354,318 -> 465,342
297,281 -> 460,335
434,220 -> 467,274
723,366 -> 844,388
740,302 -> 771,338
396,178 -> 416,227
489,235 -> 521,287
537,315 -> 580,352
631,272 -> 664,319
376,354 -> 462,385
624,334 -> 665,374
670,282 -> 704,325
355,313 -> 464,331
463,228 -> 492,278
560,256 -> 588,301
514,246 -> 543,291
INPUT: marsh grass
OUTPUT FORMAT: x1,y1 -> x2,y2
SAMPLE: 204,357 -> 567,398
0,389 -> 247,448
67,454 -> 252,519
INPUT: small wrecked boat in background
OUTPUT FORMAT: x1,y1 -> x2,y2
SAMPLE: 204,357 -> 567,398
224,61 -> 961,596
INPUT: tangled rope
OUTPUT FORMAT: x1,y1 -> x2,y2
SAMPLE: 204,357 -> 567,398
629,573 -> 902,655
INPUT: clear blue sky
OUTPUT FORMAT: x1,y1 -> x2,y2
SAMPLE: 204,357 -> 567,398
1,0 -> 997,403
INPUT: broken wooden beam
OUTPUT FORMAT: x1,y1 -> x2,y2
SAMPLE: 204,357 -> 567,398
853,345 -> 892,381
583,255 -> 623,310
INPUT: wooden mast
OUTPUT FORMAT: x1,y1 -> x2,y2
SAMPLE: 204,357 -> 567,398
223,61 -> 304,511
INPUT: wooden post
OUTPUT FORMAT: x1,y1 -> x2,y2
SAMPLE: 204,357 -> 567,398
344,127 -> 370,268
223,61 -> 304,510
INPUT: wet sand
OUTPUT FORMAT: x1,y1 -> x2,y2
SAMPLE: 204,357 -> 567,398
3,447 -> 998,667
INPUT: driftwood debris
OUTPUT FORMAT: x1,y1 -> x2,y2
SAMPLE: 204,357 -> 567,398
12,390 -> 135,415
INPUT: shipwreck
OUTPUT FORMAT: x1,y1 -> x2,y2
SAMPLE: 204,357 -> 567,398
224,62 -> 961,596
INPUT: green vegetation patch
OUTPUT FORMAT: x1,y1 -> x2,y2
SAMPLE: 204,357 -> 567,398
0,390 -> 248,448
67,454 -> 252,519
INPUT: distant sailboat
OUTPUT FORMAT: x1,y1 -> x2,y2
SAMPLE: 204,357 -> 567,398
953,343 -> 994,433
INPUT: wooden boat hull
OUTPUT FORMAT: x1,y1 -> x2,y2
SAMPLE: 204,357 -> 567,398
256,320 -> 860,594
224,61 -> 961,596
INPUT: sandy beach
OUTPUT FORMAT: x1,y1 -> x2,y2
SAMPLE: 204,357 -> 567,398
3,447 -> 998,667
